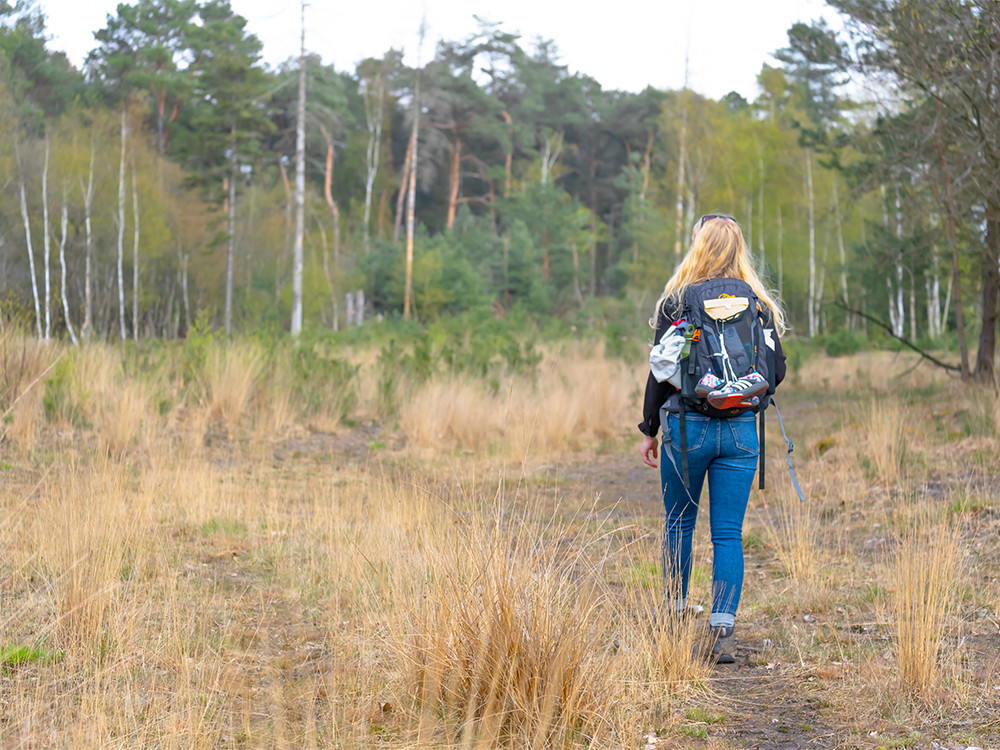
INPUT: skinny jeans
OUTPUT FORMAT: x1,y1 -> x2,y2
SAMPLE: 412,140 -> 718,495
659,411 -> 758,618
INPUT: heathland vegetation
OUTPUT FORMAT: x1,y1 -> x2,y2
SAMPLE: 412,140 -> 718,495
1,1 -> 1000,747
1,330 -> 999,747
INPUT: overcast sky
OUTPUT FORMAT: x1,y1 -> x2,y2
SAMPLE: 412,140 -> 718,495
40,0 -> 843,101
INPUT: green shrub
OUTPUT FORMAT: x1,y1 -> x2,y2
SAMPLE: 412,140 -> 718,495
823,329 -> 865,357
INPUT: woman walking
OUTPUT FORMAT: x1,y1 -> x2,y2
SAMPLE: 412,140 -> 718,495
638,214 -> 786,663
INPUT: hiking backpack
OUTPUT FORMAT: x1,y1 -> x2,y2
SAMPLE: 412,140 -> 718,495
670,278 -> 778,489
677,277 -> 776,418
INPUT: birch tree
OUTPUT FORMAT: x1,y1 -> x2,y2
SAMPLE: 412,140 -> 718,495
290,0 -> 306,336
117,106 -> 128,341
58,189 -> 77,345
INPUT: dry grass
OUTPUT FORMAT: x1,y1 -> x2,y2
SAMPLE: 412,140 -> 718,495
759,483 -> 818,582
0,339 -> 997,749
891,511 -> 961,695
860,397 -> 908,487
400,344 -> 631,457
204,342 -> 264,428
397,503 -> 619,746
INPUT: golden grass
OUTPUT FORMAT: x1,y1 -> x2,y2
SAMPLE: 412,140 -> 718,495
891,511 -> 961,695
759,483 -> 818,583
204,342 -> 264,428
400,345 -> 632,457
861,397 -> 908,487
0,339 -> 997,748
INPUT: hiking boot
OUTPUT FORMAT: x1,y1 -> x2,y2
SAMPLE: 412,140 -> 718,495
709,625 -> 736,664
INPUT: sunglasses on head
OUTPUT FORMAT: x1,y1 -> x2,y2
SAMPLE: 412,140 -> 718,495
697,214 -> 734,229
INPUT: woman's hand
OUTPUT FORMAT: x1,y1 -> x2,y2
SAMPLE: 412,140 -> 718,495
640,434 -> 658,468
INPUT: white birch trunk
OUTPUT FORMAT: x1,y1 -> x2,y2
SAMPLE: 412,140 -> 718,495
805,151 -> 816,338
42,135 -> 51,340
362,76 -> 384,254
81,140 -> 95,339
225,125 -> 237,335
59,191 -> 78,345
290,2 -> 306,337
894,184 -> 904,338
132,160 -> 140,342
19,180 -> 42,338
182,252 -> 191,333
403,17 -> 426,319
404,65 -> 421,319
941,269 -> 953,339
881,184 -> 898,334
833,177 -> 849,325
674,100 -> 687,269
117,107 -> 127,341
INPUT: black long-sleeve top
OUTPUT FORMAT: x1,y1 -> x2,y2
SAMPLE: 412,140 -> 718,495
638,302 -> 787,437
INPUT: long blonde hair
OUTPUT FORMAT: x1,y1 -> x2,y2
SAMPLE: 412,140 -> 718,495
653,215 -> 787,335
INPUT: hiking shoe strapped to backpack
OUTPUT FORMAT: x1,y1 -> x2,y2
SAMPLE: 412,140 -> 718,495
695,371 -> 767,410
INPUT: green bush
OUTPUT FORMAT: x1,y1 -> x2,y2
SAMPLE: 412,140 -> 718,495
823,329 -> 865,357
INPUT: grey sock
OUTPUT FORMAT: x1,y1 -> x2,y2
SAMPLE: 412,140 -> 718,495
710,612 -> 735,628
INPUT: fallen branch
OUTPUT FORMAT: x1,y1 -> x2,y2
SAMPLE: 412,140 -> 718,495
833,302 -> 961,373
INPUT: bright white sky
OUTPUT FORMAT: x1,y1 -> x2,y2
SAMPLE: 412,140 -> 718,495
41,0 -> 843,101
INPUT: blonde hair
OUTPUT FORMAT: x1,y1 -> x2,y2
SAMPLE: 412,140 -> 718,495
653,215 -> 787,335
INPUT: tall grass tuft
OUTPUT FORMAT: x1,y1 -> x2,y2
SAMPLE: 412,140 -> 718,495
0,331 -> 57,446
396,502 -> 620,747
760,485 -> 817,582
204,343 -> 263,428
862,398 -> 907,486
891,512 -> 960,695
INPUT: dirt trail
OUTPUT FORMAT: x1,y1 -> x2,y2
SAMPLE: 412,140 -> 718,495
561,450 -> 849,750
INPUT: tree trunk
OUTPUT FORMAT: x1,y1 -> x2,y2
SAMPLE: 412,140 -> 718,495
881,183 -> 899,336
833,177 -> 849,326
404,64 -> 421,320
571,242 -> 584,307
928,242 -> 941,338
132,159 -> 141,342
393,137 -> 412,244
322,134 -> 341,267
589,207 -> 597,297
777,203 -> 783,300
42,135 -> 51,340
757,150 -> 765,264
633,129 -> 653,267
501,110 -> 513,198
290,2 -> 306,337
225,124 -> 237,335
937,125 -> 970,378
59,191 -> 77,345
18,179 -> 42,339
117,106 -> 127,341
446,133 -> 461,229
81,138 -> 95,339
805,151 -> 816,338
363,76 -> 384,252
973,218 -> 998,382
156,88 -> 167,156
674,94 -> 688,269
182,252 -> 191,334
894,184 -> 905,338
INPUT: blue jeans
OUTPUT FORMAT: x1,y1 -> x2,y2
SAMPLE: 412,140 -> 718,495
659,411 -> 758,624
